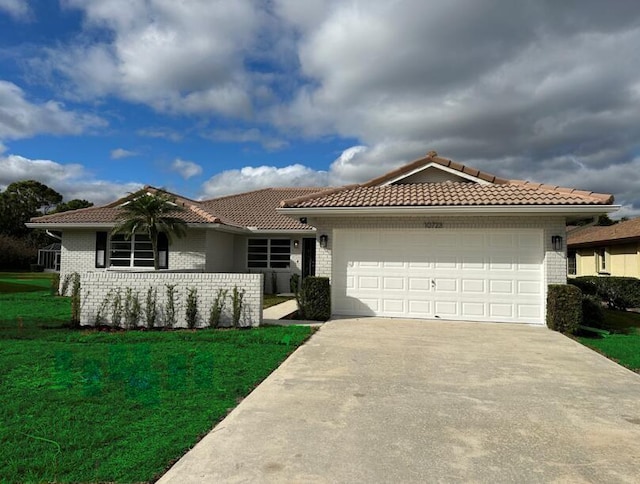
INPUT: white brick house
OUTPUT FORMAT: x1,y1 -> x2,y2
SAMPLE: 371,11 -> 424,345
28,151 -> 617,326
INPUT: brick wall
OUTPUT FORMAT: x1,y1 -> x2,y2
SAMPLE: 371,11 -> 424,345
79,272 -> 263,328
308,215 -> 567,286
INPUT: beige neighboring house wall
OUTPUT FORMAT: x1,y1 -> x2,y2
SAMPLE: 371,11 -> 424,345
574,242 -> 640,278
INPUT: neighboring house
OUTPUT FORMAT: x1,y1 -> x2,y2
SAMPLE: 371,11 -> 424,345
567,218 -> 640,278
28,151 -> 617,326
28,187 -> 325,293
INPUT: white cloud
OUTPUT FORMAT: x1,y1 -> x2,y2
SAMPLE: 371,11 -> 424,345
42,0 -> 263,117
201,164 -> 328,198
0,0 -> 31,21
137,127 -> 183,142
171,158 -> 202,180
206,128 -> 288,151
0,80 -> 106,140
0,151 -> 141,205
110,148 -> 137,159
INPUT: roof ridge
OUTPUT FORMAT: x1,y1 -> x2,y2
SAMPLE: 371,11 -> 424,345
360,151 -> 509,187
508,180 -> 614,204
280,184 -> 361,208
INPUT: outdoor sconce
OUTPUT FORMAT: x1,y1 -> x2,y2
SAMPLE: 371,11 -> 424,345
319,234 -> 328,248
293,239 -> 300,249
299,217 -> 307,224
552,235 -> 563,251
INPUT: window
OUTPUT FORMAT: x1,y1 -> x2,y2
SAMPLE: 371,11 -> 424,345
567,250 -> 576,276
108,233 -> 169,269
248,238 -> 291,269
596,247 -> 608,273
95,232 -> 107,268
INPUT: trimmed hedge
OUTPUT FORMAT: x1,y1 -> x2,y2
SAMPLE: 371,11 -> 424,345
297,276 -> 331,321
547,284 -> 582,334
568,276 -> 640,310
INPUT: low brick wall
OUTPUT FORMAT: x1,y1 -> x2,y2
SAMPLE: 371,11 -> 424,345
80,272 -> 263,328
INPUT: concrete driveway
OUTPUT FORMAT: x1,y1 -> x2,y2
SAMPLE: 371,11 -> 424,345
159,318 -> 640,483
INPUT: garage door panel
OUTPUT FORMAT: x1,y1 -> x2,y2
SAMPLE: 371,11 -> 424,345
462,279 -> 486,293
333,228 -> 543,324
383,277 -> 405,290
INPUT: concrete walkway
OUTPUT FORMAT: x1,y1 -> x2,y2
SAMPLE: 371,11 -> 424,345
262,298 -> 323,327
159,318 -> 640,483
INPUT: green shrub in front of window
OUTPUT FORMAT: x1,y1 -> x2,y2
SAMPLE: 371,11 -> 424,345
568,276 -> 640,310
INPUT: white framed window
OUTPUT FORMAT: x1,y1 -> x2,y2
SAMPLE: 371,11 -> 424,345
596,247 -> 609,274
108,233 -> 169,269
248,238 -> 291,269
567,250 -> 576,276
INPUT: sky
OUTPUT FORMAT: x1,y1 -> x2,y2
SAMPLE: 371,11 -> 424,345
1,1 -> 640,216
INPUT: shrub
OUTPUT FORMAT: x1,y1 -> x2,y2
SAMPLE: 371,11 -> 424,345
111,288 -> 122,328
208,288 -> 228,328
165,284 -> 178,328
145,287 -> 157,329
60,273 -> 74,296
232,286 -> 245,328
51,273 -> 60,296
582,295 -> 605,328
546,284 -> 582,334
123,288 -> 142,329
569,276 -> 640,310
298,276 -> 331,321
290,273 -> 300,294
185,287 -> 199,329
70,273 -> 81,328
271,272 -> 278,295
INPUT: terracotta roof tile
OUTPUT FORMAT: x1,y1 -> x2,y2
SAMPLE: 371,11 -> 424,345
200,187 -> 327,230
568,218 -> 640,246
282,183 -> 614,208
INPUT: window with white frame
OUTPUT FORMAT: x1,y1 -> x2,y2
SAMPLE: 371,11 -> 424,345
596,247 -> 608,273
567,250 -> 576,275
247,238 -> 291,269
108,233 -> 169,268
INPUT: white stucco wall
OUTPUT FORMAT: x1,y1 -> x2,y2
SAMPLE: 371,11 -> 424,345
205,230 -> 236,272
79,271 -> 263,328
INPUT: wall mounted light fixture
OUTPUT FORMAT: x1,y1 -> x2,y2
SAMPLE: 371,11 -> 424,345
299,217 -> 307,224
293,239 -> 299,249
551,235 -> 563,251
319,234 -> 328,248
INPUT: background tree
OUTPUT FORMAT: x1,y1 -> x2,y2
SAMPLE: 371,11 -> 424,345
111,192 -> 188,270
0,181 -> 63,237
51,199 -> 94,214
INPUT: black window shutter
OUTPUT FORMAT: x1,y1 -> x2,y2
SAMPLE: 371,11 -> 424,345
95,232 -> 107,268
158,232 -> 169,269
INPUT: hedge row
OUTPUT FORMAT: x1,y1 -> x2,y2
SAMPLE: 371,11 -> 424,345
568,276 -> 640,310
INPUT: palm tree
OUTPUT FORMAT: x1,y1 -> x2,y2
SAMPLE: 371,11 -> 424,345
111,192 -> 188,270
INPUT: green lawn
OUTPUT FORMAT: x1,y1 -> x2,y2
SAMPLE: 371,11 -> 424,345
578,309 -> 640,373
0,274 -> 313,483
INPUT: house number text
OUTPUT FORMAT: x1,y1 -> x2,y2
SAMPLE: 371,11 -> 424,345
424,221 -> 443,228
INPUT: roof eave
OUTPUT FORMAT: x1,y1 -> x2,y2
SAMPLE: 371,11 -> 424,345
278,204 -> 620,217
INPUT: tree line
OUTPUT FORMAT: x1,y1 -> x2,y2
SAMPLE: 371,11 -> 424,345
0,180 -> 93,270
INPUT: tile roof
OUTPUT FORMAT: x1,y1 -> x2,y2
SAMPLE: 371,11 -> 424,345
281,183 -> 613,208
200,188 -> 326,230
568,218 -> 640,246
30,186 -> 328,230
281,151 -> 614,208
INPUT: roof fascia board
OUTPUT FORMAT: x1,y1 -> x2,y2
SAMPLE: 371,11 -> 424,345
25,222 -> 251,233
278,205 -> 620,217
246,228 -> 316,235
382,162 -> 491,186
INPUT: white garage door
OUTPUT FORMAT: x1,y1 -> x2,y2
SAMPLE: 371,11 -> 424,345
332,228 -> 544,324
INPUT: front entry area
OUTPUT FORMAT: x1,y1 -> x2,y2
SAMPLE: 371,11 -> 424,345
332,228 -> 544,324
